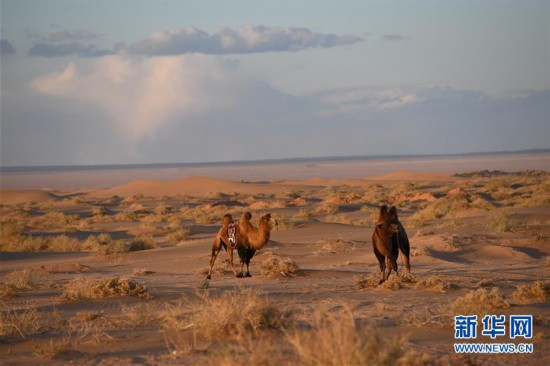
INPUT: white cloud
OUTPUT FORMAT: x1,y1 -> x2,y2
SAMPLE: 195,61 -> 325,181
32,55 -> 244,142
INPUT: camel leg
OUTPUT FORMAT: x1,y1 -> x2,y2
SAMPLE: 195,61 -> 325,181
373,245 -> 386,284
244,248 -> 255,277
401,253 -> 411,274
237,261 -> 245,278
225,246 -> 238,277
206,246 -> 222,280
385,255 -> 398,281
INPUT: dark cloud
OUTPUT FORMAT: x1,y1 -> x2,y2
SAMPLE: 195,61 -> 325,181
48,29 -> 103,42
127,25 -> 364,56
0,39 -> 16,54
382,34 -> 410,42
29,42 -> 113,57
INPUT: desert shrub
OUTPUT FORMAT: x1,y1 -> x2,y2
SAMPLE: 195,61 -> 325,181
128,236 -> 158,251
448,288 -> 510,316
484,212 -> 519,232
315,201 -> 339,215
511,281 -> 549,304
0,284 -> 16,299
314,238 -> 358,255
83,233 -> 125,254
91,206 -> 107,216
61,277 -> 149,301
260,254 -> 300,277
293,208 -> 315,221
0,304 -> 43,338
190,289 -> 290,341
30,212 -> 80,229
46,235 -> 82,252
4,268 -> 41,289
415,275 -> 456,292
411,191 -> 470,220
166,228 -> 190,243
286,307 -> 426,366
0,220 -> 25,241
354,273 -> 381,289
33,338 -> 73,359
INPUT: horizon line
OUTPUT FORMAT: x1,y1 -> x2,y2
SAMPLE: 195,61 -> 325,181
1,148 -> 549,173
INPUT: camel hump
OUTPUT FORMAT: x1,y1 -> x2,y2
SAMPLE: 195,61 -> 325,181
241,212 -> 252,221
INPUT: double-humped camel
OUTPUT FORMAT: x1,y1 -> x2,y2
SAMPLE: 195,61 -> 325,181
372,205 -> 400,284
206,212 -> 276,279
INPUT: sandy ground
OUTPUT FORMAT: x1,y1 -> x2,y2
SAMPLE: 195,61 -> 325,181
1,159 -> 549,365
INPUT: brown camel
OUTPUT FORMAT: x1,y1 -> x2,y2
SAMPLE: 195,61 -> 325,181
206,213 -> 237,280
372,205 -> 400,284
389,206 -> 411,273
205,212 -> 276,279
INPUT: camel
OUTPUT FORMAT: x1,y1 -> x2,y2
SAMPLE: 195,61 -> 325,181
372,205 -> 400,284
206,212 -> 276,279
206,213 -> 237,280
389,206 -> 411,273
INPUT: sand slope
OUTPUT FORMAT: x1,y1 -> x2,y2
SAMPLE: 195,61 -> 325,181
0,189 -> 58,205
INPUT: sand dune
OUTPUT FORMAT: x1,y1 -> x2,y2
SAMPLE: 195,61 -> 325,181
90,176 -> 322,198
0,188 -> 58,205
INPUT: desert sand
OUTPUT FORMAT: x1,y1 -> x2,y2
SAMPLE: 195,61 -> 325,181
1,157 -> 549,365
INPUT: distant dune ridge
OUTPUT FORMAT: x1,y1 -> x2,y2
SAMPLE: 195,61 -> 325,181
0,172 -> 457,204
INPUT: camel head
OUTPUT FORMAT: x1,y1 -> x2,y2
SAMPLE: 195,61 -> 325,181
221,213 -> 233,228
376,205 -> 399,235
259,213 -> 278,231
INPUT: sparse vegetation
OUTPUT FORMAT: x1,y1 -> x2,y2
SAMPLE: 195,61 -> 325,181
128,235 -> 158,251
61,277 -> 149,301
286,307 -> 425,366
512,281 -> 549,303
260,254 -> 300,277
448,288 -> 510,316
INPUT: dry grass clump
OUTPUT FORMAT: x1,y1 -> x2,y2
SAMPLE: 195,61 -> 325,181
189,289 -> 291,342
354,272 -> 382,289
448,288 -> 510,316
1,305 -> 42,338
166,227 -> 191,243
484,211 -> 519,232
415,275 -> 456,292
128,235 -> 158,251
0,284 -> 17,299
45,235 -> 82,252
260,254 -> 300,277
286,307 -> 425,366
4,268 -> 42,289
411,190 -> 471,220
315,201 -> 339,215
83,233 -> 125,254
29,211 -> 80,229
314,238 -> 358,255
61,277 -> 149,301
511,281 -> 549,304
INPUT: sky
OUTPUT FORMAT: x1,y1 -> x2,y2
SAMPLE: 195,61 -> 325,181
1,0 -> 549,166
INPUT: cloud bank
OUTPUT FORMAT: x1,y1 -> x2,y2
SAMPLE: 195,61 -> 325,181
0,39 -> 16,54
126,25 -> 364,56
3,54 -> 546,165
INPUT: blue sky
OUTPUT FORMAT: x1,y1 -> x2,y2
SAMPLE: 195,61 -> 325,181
1,0 -> 549,166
